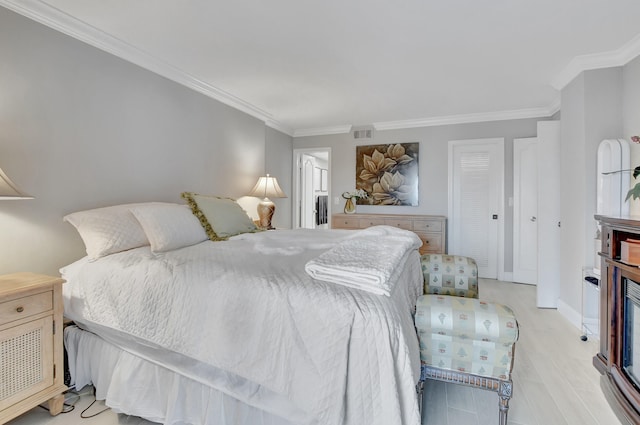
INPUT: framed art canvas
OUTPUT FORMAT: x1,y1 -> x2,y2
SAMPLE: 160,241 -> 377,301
355,143 -> 419,206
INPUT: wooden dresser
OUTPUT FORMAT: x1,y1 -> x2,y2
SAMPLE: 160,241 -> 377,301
332,213 -> 447,255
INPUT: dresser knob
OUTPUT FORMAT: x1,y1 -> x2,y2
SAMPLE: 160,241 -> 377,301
16,306 -> 24,313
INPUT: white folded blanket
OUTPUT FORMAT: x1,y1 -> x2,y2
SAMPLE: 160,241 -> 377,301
305,225 -> 422,296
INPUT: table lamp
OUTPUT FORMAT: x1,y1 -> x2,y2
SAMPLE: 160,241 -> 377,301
248,174 -> 286,229
0,167 -> 33,199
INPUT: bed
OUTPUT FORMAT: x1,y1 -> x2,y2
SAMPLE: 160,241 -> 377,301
60,199 -> 424,425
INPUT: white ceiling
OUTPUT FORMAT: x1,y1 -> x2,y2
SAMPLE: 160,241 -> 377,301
3,0 -> 640,136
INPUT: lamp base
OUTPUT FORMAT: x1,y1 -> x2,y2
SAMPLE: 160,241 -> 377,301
257,198 -> 276,230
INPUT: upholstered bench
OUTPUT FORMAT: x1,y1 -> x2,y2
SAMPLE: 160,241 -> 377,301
414,294 -> 519,425
421,254 -> 479,298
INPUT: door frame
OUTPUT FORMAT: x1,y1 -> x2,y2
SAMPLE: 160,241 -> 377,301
447,138 -> 505,280
292,148 -> 332,229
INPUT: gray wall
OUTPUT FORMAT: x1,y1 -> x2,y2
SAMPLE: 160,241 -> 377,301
560,67 -> 625,316
0,8 -> 292,275
294,118 -> 548,273
625,55 -> 640,213
265,126 -> 293,229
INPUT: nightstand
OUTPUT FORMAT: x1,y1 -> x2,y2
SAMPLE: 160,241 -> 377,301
0,273 -> 67,423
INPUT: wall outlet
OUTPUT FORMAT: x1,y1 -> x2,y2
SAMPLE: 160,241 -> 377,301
334,197 -> 340,205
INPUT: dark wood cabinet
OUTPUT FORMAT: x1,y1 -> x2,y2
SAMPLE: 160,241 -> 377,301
595,215 -> 640,424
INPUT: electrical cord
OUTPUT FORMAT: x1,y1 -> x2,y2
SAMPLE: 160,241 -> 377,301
80,397 -> 110,418
38,391 -> 80,414
38,388 -> 111,419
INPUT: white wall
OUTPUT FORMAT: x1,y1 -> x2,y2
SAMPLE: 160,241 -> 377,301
0,8 -> 292,275
293,118 -> 548,272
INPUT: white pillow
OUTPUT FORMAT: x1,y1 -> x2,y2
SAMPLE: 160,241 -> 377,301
64,203 -> 156,260
130,203 -> 208,252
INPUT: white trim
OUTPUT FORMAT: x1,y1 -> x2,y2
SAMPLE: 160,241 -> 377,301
10,0 -> 640,136
557,298 -> 582,331
0,0 -> 294,136
373,105 -> 558,131
293,102 -> 560,137
293,125 -> 352,138
551,33 -> 640,90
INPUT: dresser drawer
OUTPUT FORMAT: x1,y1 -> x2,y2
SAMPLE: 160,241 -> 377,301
360,218 -> 386,228
332,213 -> 447,254
333,217 -> 360,228
414,220 -> 443,232
418,234 -> 443,253
0,291 -> 52,324
384,218 -> 413,230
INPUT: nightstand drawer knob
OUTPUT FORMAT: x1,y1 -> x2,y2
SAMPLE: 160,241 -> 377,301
16,306 -> 24,313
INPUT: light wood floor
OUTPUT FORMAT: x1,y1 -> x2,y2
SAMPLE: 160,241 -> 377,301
7,279 -> 623,425
421,278 -> 622,425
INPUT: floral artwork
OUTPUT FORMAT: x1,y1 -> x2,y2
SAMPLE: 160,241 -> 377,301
355,143 -> 419,206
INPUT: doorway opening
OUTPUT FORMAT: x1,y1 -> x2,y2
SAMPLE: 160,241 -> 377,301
293,148 -> 331,229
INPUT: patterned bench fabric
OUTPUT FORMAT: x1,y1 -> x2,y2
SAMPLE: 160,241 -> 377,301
417,333 -> 515,380
421,254 -> 478,298
415,295 -> 519,343
414,295 -> 519,380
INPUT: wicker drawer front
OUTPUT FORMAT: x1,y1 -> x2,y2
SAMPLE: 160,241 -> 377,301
414,220 -> 443,232
418,234 -> 443,253
384,219 -> 413,230
333,217 -> 360,229
0,317 -> 53,411
0,292 -> 52,324
359,218 -> 386,228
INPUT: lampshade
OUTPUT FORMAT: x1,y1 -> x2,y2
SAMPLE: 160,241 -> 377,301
248,174 -> 286,230
248,174 -> 287,199
0,167 -> 32,199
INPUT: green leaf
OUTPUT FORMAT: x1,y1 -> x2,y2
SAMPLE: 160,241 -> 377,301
633,166 -> 640,179
626,183 -> 640,201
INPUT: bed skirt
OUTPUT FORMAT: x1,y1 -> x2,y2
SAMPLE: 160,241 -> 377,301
64,325 -> 296,425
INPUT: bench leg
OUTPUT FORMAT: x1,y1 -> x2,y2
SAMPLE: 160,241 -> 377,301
416,380 -> 424,415
497,381 -> 513,425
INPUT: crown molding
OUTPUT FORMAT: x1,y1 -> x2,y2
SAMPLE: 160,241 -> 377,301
10,0 -> 630,138
0,0 -> 294,136
551,33 -> 640,90
372,104 -> 558,132
293,125 -> 353,138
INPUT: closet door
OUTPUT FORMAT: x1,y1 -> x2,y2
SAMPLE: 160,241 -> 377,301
448,138 -> 504,279
537,121 -> 561,308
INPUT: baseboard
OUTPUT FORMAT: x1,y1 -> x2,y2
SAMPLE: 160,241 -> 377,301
501,271 -> 513,282
557,299 -> 582,330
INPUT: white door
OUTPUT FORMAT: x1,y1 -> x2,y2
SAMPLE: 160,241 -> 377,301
513,137 -> 538,285
536,121 -> 561,308
302,156 -> 315,228
448,138 -> 504,279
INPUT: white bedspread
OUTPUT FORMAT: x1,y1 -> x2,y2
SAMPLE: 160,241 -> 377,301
62,228 -> 423,425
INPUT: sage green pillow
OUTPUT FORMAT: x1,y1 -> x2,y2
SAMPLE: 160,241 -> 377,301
181,192 -> 258,240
